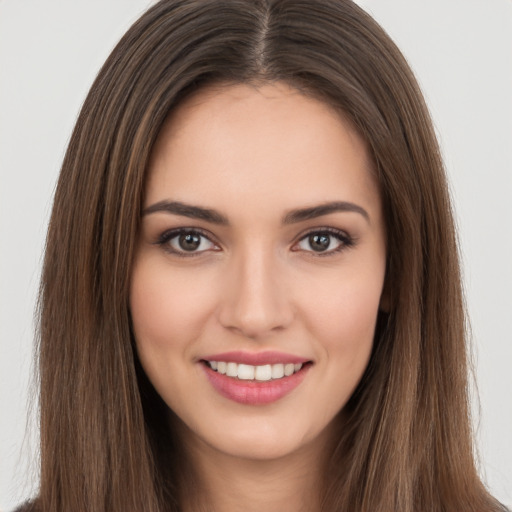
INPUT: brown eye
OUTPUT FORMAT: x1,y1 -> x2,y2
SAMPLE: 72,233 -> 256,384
308,234 -> 331,252
179,233 -> 202,251
158,229 -> 218,255
294,229 -> 353,255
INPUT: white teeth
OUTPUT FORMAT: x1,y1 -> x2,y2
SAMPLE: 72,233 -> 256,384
237,363 -> 255,380
226,362 -> 238,377
207,360 -> 306,380
271,363 -> 284,379
284,363 -> 295,376
254,364 -> 272,381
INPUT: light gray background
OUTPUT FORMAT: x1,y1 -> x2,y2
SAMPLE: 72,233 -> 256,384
1,1 -> 511,510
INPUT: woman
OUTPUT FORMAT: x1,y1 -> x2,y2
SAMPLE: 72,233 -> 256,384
18,0 -> 507,510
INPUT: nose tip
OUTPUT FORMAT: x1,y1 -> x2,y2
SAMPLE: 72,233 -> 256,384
222,311 -> 287,340
217,254 -> 294,339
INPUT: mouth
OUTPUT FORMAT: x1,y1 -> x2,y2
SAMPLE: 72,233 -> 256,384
202,360 -> 309,381
199,354 -> 313,405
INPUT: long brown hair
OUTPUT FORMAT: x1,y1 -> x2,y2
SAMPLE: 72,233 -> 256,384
33,0 -> 504,511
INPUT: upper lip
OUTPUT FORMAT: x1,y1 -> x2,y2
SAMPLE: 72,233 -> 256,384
201,350 -> 311,366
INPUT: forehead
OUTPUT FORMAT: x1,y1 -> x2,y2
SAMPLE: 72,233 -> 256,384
146,82 -> 380,218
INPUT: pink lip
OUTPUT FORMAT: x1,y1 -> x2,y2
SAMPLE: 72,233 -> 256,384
201,361 -> 311,405
201,350 -> 310,365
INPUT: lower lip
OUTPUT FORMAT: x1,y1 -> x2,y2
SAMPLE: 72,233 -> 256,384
201,363 -> 311,405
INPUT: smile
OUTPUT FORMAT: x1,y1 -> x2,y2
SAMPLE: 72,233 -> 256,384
200,353 -> 312,405
205,361 -> 303,381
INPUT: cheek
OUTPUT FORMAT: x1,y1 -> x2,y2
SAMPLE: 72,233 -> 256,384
301,266 -> 384,345
129,259 -> 214,353
129,258 -> 219,411
316,292 -> 379,379
297,261 -> 384,394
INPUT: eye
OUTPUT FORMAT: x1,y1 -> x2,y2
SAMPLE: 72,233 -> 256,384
157,229 -> 219,256
294,229 -> 354,255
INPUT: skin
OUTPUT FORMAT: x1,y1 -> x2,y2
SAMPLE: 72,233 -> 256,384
130,82 -> 387,512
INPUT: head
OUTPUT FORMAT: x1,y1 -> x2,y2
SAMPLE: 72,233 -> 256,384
38,1 -> 495,511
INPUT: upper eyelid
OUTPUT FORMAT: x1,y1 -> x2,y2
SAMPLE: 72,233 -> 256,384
157,225 -> 350,239
158,227 -> 218,243
294,226 -> 351,242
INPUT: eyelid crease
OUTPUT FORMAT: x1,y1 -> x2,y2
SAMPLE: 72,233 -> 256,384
154,226 -> 216,244
294,225 -> 351,240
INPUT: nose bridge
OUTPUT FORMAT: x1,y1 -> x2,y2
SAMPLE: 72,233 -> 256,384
218,241 -> 293,338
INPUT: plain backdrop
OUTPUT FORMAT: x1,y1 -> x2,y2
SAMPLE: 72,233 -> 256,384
1,1 -> 511,510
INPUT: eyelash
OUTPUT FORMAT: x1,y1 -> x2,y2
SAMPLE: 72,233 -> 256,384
155,228 -> 219,258
154,227 -> 355,258
293,227 -> 356,256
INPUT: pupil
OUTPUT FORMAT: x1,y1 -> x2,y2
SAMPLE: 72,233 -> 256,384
179,233 -> 201,251
310,234 -> 330,251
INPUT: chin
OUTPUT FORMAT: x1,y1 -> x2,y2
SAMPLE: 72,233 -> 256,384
177,409 -> 338,464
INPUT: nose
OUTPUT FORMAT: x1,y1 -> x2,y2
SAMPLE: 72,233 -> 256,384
217,248 -> 294,339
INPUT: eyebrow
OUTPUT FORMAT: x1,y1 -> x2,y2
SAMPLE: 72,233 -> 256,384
142,200 -> 369,225
143,200 -> 229,225
282,201 -> 369,224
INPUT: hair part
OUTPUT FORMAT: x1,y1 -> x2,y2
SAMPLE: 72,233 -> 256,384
35,1 -> 504,511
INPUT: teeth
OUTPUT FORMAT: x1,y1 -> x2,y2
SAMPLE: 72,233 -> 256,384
226,362 -> 238,377
237,363 -> 255,380
254,364 -> 272,381
271,363 -> 284,379
284,363 -> 295,376
207,360 -> 305,380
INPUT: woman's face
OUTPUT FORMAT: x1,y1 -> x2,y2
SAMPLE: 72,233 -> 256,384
130,82 -> 387,462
